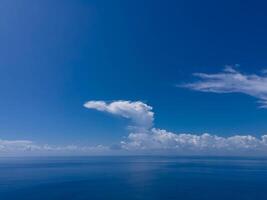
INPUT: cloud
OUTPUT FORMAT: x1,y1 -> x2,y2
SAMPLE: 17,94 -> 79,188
181,66 -> 267,108
84,100 -> 267,155
121,128 -> 267,155
0,139 -> 33,152
84,100 -> 154,129
4,96 -> 267,155
0,139 -> 109,155
3,131 -> 267,155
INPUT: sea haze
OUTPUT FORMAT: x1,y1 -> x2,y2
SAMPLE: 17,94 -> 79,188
0,156 -> 267,200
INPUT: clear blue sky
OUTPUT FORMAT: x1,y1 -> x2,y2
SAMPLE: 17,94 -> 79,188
1,0 -> 267,150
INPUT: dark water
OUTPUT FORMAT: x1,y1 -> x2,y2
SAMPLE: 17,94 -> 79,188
1,156 -> 267,200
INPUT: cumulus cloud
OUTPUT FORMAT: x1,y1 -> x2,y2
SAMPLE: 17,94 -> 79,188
4,96 -> 267,155
181,66 -> 267,108
0,139 -> 109,155
121,128 -> 267,155
4,131 -> 267,155
84,100 -> 267,155
84,100 -> 154,129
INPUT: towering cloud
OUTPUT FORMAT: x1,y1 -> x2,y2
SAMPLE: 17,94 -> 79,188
84,100 -> 154,129
181,66 -> 267,108
85,100 -> 267,155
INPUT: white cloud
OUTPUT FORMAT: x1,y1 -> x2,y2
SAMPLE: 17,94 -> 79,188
3,131 -> 267,155
0,139 -> 109,155
0,139 -> 33,152
121,128 -> 267,155
181,66 -> 267,108
4,96 -> 267,155
84,100 -> 154,129
84,100 -> 267,155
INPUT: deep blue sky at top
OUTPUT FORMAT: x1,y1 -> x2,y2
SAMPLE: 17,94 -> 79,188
1,0 -> 267,145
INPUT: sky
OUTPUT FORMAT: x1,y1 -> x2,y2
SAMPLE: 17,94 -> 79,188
1,0 -> 267,155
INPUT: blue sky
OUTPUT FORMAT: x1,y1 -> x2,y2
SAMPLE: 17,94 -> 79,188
1,0 -> 267,155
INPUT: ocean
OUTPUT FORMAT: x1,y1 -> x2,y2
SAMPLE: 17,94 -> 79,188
0,156 -> 267,200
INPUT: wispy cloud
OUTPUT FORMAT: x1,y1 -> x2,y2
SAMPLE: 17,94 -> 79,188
0,139 -> 109,155
181,66 -> 267,108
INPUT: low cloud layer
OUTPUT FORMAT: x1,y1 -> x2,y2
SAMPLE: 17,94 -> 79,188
121,128 -> 267,155
181,66 -> 267,108
0,139 -> 109,155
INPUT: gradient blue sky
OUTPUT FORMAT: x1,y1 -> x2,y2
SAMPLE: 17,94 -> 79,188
1,0 -> 267,149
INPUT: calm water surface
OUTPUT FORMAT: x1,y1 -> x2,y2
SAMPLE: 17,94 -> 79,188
0,156 -> 267,200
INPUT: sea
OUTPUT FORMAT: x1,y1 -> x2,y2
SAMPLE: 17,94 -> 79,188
0,156 -> 267,200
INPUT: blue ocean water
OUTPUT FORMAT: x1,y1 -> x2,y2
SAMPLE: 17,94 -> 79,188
0,156 -> 267,200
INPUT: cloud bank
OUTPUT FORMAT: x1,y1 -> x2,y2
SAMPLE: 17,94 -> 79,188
121,128 -> 267,155
84,100 -> 267,155
181,66 -> 267,108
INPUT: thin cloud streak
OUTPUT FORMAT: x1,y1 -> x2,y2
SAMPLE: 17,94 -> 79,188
181,66 -> 267,108
0,139 -> 109,155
